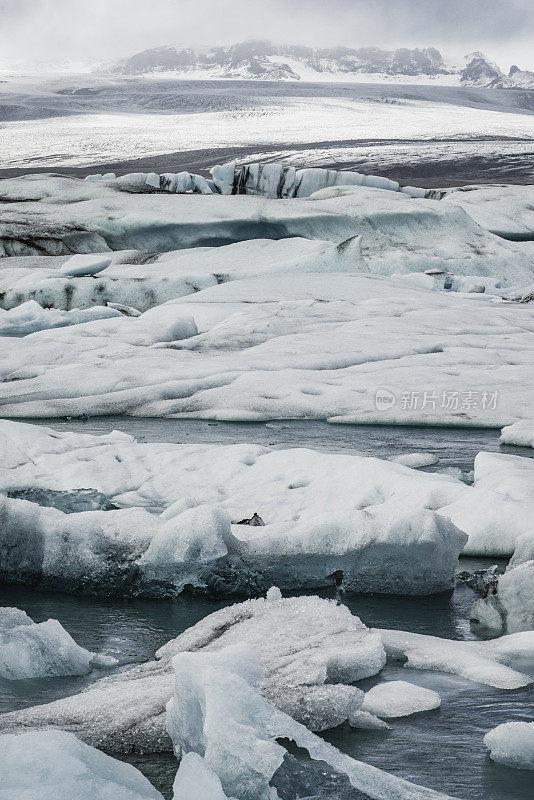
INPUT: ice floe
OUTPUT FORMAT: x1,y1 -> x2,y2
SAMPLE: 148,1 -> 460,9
0,730 -> 164,800
0,607 -> 97,679
59,253 -> 112,277
375,628 -> 534,689
1,272 -> 533,426
361,680 -> 441,718
484,721 -> 534,771
0,591 -> 385,750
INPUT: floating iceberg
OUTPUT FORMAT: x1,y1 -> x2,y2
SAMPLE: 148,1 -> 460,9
501,420 -> 534,448
375,628 -> 534,689
484,721 -> 534,771
166,642 -> 459,800
172,752 -> 232,800
470,532 -> 534,632
0,421 -> 473,595
157,587 -> 386,731
0,591 -> 384,750
361,680 -> 441,718
0,730 -> 164,800
0,607 -> 96,679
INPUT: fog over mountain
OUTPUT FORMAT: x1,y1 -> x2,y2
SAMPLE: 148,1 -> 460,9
0,0 -> 533,72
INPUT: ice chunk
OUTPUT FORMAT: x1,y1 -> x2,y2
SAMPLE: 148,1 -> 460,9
375,628 -> 534,689
389,453 -> 439,468
0,730 -> 164,799
166,643 -> 459,800
210,161 -> 236,194
470,532 -> 534,632
59,253 -> 112,277
0,607 -> 95,679
501,420 -> 534,448
0,592 -> 384,750
484,721 -> 534,771
173,752 -> 234,800
442,185 -> 534,240
157,589 -> 385,731
361,680 -> 441,718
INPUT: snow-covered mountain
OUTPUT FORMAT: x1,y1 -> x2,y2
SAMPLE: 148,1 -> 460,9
108,41 -> 534,88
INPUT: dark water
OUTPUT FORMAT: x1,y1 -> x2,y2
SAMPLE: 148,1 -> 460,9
28,416 -> 534,473
1,576 -> 532,800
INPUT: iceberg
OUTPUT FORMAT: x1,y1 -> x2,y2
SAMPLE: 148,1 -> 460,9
361,680 -> 441,718
0,421 -> 472,596
0,607 -> 96,679
470,532 -> 534,632
442,185 -> 534,241
484,721 -> 534,771
166,642 -> 459,800
0,236 -> 365,313
172,752 -> 233,800
375,628 -> 534,689
0,730 -> 164,800
59,253 -> 112,277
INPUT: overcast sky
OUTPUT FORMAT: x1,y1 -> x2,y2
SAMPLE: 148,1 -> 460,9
0,0 -> 533,70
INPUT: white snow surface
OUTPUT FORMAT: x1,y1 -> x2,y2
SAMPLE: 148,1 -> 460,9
1,272 -> 533,427
166,642 -> 459,800
0,607 -> 94,679
375,628 -> 534,689
0,730 -> 164,800
0,592 -> 385,750
501,420 -> 534,448
484,721 -> 534,771
361,680 -> 441,718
